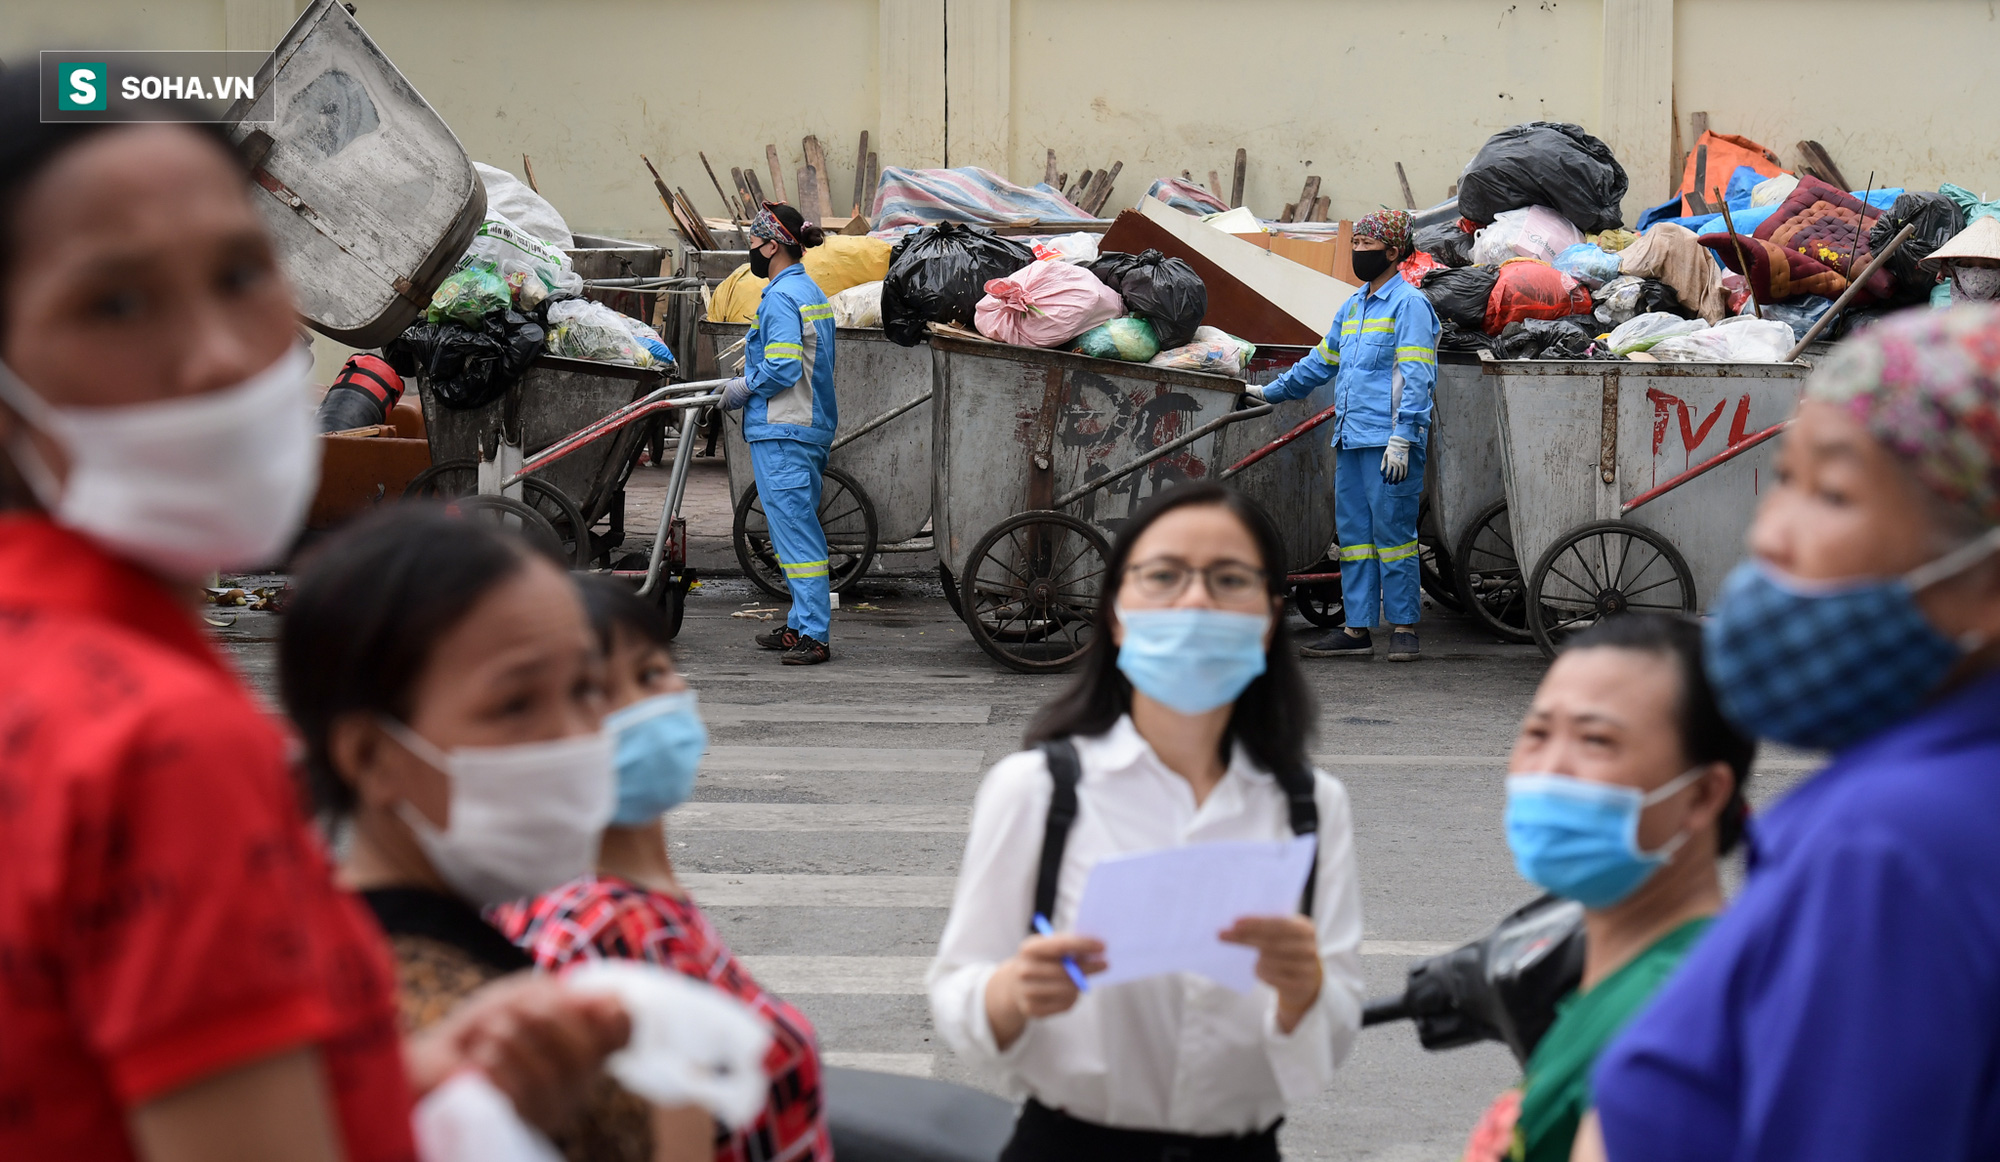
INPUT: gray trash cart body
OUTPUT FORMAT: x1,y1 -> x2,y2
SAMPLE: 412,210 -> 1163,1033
1431,354 -> 1506,564
1217,347 -> 1336,575
1491,358 -> 1807,654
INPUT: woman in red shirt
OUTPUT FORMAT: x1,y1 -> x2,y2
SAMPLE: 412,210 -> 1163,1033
0,69 -> 624,1161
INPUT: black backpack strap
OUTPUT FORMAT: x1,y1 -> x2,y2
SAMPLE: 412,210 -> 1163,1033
1278,766 -> 1319,918
1032,739 -> 1083,930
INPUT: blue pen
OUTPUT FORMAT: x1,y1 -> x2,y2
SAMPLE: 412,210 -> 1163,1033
1033,913 -> 1090,993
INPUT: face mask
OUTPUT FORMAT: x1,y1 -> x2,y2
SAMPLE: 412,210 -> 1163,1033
1704,533 -> 2000,751
1950,264 -> 2000,304
382,719 -> 616,907
606,691 -> 708,824
747,245 -> 773,279
0,346 -> 320,580
1505,767 -> 1705,908
1115,605 -> 1269,714
1350,248 -> 1393,283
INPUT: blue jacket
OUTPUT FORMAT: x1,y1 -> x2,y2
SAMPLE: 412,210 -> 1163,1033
1593,665 -> 2000,1162
743,264 -> 838,445
1258,274 -> 1440,448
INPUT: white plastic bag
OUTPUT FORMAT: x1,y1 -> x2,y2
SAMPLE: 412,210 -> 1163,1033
475,162 -> 574,250
1593,275 -> 1645,327
1149,326 -> 1256,374
1749,173 -> 1800,208
413,1072 -> 563,1162
1471,205 -> 1584,266
547,299 -> 667,367
458,212 -> 584,298
829,281 -> 884,329
1646,329 -> 1735,362
1710,315 -> 1796,361
1029,232 -> 1102,264
564,961 -> 773,1129
1607,311 -> 1706,355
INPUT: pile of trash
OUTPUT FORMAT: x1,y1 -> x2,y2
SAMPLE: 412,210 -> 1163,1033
385,164 -> 676,409
1414,121 -> 2000,362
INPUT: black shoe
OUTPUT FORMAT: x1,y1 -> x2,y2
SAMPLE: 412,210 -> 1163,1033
782,636 -> 831,666
1301,627 -> 1373,658
756,625 -> 800,651
1388,629 -> 1420,662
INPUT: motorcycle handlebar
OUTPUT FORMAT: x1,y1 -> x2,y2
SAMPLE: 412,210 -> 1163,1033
1361,996 -> 1411,1027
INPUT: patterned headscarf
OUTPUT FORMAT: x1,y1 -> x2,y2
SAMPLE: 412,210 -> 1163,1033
1355,208 -> 1413,254
1804,304 -> 2000,524
747,201 -> 798,247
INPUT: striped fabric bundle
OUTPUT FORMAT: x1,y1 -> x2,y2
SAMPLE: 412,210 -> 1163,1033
1143,178 -> 1228,217
871,166 -> 1095,233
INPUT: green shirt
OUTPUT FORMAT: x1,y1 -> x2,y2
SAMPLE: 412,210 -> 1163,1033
1510,918 -> 1713,1162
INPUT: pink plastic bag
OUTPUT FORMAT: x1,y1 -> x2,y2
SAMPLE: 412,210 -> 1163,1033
973,260 -> 1124,348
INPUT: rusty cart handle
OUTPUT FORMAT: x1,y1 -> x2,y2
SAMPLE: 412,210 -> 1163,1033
1621,419 -> 1791,516
830,390 -> 933,452
1051,403 -> 1274,511
1218,399 -> 1342,481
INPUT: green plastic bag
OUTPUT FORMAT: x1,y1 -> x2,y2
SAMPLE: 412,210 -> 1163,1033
1072,316 -> 1160,362
427,266 -> 511,327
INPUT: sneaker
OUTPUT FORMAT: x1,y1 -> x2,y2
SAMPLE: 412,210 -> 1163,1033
782,636 -> 831,666
1301,627 -> 1373,658
1388,630 -> 1420,662
756,625 -> 800,651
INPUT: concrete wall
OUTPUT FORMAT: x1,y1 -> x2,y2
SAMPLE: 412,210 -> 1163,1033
7,0 -> 1996,242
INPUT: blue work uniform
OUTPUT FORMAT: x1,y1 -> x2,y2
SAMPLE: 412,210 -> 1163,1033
1592,666 -> 2000,1161
743,263 -> 838,642
1259,276 -> 1439,628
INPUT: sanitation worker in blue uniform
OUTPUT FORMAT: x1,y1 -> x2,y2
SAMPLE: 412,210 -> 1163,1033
720,202 -> 838,664
1249,208 -> 1440,661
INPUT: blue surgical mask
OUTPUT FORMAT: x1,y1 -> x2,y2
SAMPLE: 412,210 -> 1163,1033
1705,533 -> 2000,752
605,692 -> 708,824
1505,768 -> 1704,908
1114,606 -> 1269,714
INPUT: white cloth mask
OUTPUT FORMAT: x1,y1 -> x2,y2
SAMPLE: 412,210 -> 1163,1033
1950,264 -> 2000,304
382,719 -> 616,908
0,345 -> 320,580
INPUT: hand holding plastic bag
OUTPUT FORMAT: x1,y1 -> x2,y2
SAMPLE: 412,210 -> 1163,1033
563,961 -> 774,1129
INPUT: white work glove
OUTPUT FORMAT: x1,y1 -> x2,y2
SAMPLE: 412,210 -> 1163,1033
1381,435 -> 1412,483
1244,384 -> 1269,402
719,377 -> 751,411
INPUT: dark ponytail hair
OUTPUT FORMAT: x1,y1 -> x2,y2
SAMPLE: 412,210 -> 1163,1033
1561,613 -> 1757,855
1026,482 -> 1314,782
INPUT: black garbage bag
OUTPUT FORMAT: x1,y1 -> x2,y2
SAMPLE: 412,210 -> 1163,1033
1870,192 -> 1966,305
1492,317 -> 1604,360
1633,278 -> 1697,320
1420,265 -> 1501,334
880,223 -> 1035,346
384,308 -> 546,411
1414,221 -> 1476,268
1086,249 -> 1208,348
1437,321 -> 1493,353
1458,122 -> 1629,234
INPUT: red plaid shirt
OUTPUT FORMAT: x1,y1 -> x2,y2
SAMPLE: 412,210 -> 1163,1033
491,877 -> 832,1162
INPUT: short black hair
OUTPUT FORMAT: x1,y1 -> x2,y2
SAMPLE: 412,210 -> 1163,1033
1561,613 -> 1758,854
278,505 -> 568,817
1026,482 -> 1315,786
575,573 -> 674,654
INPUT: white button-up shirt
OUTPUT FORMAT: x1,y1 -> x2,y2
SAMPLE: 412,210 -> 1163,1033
927,715 -> 1365,1135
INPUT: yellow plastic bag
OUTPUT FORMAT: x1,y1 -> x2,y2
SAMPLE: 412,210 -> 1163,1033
704,236 -> 893,323
707,265 -> 765,322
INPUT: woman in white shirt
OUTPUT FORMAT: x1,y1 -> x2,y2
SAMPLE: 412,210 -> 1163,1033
928,482 -> 1366,1161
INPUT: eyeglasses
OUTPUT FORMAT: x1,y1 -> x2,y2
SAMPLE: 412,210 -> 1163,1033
1123,556 -> 1268,606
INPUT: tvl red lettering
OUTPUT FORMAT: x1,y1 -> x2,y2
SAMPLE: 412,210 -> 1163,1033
1648,388 -> 1754,465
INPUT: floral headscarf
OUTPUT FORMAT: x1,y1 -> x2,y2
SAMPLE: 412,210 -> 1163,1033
747,201 -> 798,247
1355,209 -> 1413,254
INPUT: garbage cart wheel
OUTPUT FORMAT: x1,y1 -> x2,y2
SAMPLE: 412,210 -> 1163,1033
1290,558 -> 1346,628
1417,499 -> 1462,612
732,466 -> 879,600
938,562 -> 964,619
404,458 -> 592,569
1454,499 -> 1534,644
443,495 -> 570,565
960,511 -> 1111,673
1526,521 -> 1697,659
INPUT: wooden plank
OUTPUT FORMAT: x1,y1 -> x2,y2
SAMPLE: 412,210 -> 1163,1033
744,167 -> 766,207
1671,95 -> 1684,201
1208,170 -> 1224,202
700,152 -> 739,219
521,154 -> 540,193
1309,195 -> 1330,222
1688,142 -> 1709,214
1230,148 -> 1246,208
729,166 -> 752,213
1043,148 -> 1057,187
766,145 -> 789,204
675,187 -> 718,251
1298,175 -> 1321,216
798,165 -> 824,224
1085,161 -> 1122,215
1066,168 -> 1093,203
1796,141 -> 1849,192
1054,171 -> 1066,193
850,130 -> 871,215
1281,202 -> 1298,223
1690,110 -> 1710,140
802,135 -> 835,220
863,152 -> 878,216
1395,162 -> 1416,210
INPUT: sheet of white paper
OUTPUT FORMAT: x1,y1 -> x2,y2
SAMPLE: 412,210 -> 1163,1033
1072,834 -> 1318,993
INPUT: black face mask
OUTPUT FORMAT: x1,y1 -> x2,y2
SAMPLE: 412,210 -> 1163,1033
748,244 -> 772,279
1351,248 -> 1392,283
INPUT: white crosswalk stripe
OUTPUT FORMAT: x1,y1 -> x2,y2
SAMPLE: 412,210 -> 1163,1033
704,746 -> 986,773
687,668 -> 996,685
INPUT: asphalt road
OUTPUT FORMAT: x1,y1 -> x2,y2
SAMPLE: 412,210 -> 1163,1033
212,566 -> 1814,1162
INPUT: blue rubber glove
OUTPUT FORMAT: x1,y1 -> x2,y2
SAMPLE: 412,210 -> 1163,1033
720,377 -> 750,411
1381,435 -> 1411,483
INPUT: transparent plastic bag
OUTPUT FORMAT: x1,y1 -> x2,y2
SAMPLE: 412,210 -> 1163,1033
1709,315 -> 1796,360
1149,326 -> 1256,374
1747,294 -> 1833,338
1593,275 -> 1645,327
1071,316 -> 1161,362
1470,205 -> 1584,266
427,266 -> 511,326
1030,232 -> 1102,264
546,299 -> 667,367
1607,311 -> 1706,355
1646,329 -> 1735,362
457,213 -> 583,298
829,281 -> 884,329
1552,243 -> 1622,289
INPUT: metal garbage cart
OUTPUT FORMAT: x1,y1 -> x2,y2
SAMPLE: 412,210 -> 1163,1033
1433,352 -> 1529,642
1492,358 -> 1807,656
931,332 -> 1277,672
1215,349 -> 1343,625
701,321 -> 934,597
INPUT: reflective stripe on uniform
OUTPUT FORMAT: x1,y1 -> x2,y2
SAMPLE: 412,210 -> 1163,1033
1339,318 -> 1397,335
781,559 -> 830,578
1338,543 -> 1377,562
765,341 -> 804,361
1315,340 -> 1339,362
1395,345 -> 1437,364
1379,539 -> 1421,563
799,304 -> 835,322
